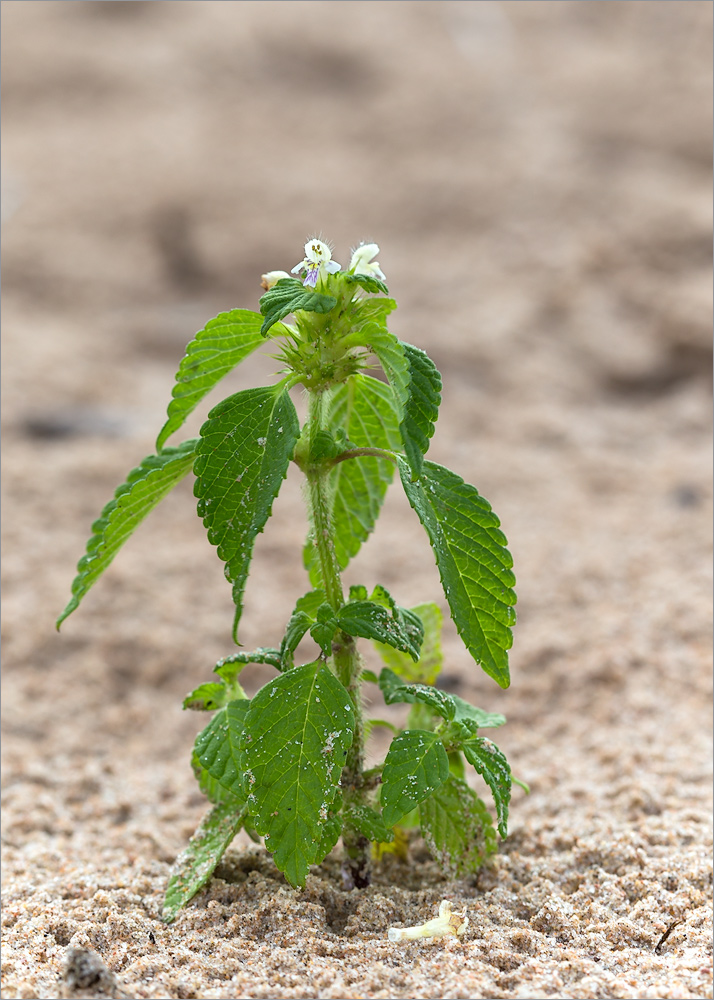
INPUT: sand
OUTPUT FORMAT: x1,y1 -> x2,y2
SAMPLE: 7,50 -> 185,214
2,2 -> 712,998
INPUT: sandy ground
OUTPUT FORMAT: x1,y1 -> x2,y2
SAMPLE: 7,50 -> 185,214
1,2 -> 712,998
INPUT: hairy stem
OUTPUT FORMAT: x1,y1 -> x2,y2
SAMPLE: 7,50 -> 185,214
304,389 -> 371,888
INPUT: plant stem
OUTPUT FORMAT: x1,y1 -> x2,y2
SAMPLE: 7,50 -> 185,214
304,389 -> 371,889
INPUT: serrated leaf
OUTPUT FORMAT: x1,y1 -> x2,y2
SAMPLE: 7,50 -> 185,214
419,775 -> 497,878
378,667 -> 456,720
397,457 -> 516,688
193,700 -> 250,803
365,324 -> 409,422
156,310 -> 266,451
241,661 -> 355,887
280,590 -> 330,666
57,439 -> 198,628
352,296 -> 397,326
313,791 -> 343,862
259,278 -> 337,337
461,736 -> 512,838
381,730 -> 449,827
342,273 -> 390,296
373,602 -> 443,684
337,601 -> 423,661
214,648 -> 282,683
399,342 -> 442,479
194,385 -> 300,641
304,375 -> 401,585
343,803 -> 393,844
309,605 -> 338,656
162,801 -> 245,923
451,696 -> 506,734
183,682 -> 231,712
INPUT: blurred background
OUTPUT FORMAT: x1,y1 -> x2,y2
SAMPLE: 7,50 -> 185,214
1,0 -> 711,915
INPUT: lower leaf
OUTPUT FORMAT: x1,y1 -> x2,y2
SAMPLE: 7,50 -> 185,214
162,801 -> 245,923
381,730 -> 449,827
462,736 -> 512,838
241,661 -> 355,887
419,775 -> 497,878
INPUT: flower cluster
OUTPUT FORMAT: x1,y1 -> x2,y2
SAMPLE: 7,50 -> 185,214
262,239 -> 385,290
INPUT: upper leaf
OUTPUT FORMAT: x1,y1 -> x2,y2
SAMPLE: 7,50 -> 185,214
162,801 -> 245,923
451,697 -> 506,734
399,342 -> 442,479
337,601 -> 423,662
397,457 -> 516,688
194,385 -> 300,642
156,310 -> 266,451
364,324 -> 409,423
241,661 -> 355,887
380,730 -> 449,827
183,682 -> 233,712
461,736 -> 512,839
378,668 -> 506,733
351,296 -> 397,327
342,273 -> 389,296
57,439 -> 198,628
214,648 -> 282,683
419,775 -> 497,878
373,601 -> 443,684
280,589 -> 334,667
259,278 -> 337,337
378,667 -> 456,720
304,375 -> 401,584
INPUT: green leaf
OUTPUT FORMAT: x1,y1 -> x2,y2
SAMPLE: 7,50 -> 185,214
397,457 -> 516,688
419,775 -> 497,878
304,375 -> 401,585
183,682 -> 231,712
343,803 -> 393,844
214,648 -> 282,683
365,324 -> 409,422
461,736 -> 512,838
57,439 -> 198,628
241,661 -> 355,887
162,801 -> 245,923
451,696 -> 506,734
193,700 -> 250,804
337,601 -> 423,661
352,296 -> 397,326
194,385 -> 300,642
373,602 -> 443,684
259,278 -> 337,337
156,310 -> 265,451
399,342 -> 442,479
381,730 -> 449,827
342,273 -> 390,296
378,667 -> 456,720
313,792 -> 343,862
280,590 -> 332,666
310,604 -> 339,656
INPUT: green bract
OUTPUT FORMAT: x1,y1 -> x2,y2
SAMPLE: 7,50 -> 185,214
58,239 -> 520,920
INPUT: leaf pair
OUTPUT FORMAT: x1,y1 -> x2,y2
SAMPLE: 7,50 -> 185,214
57,308 -> 270,628
367,324 -> 442,480
280,586 -> 425,666
378,666 -> 511,838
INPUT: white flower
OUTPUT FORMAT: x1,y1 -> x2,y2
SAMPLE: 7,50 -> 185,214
291,239 -> 341,289
387,900 -> 469,942
349,242 -> 385,281
260,270 -> 291,290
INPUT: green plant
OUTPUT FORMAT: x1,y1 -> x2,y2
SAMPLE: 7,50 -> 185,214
58,239 -> 519,921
